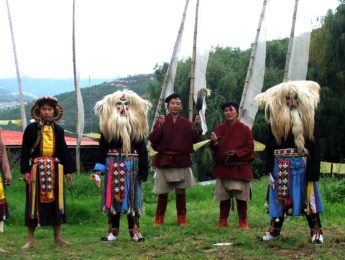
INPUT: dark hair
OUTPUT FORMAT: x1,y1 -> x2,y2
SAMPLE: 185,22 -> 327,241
221,101 -> 239,112
165,93 -> 182,103
37,99 -> 57,108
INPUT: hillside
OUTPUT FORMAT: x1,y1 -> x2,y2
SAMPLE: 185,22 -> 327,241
0,76 -> 114,98
0,74 -> 157,133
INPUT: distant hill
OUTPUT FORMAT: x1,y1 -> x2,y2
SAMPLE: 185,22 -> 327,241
0,76 -> 115,101
0,74 -> 157,133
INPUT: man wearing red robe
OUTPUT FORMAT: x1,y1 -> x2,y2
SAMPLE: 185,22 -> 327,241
209,101 -> 255,229
149,93 -> 201,226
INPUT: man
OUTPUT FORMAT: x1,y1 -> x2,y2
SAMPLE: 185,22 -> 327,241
93,89 -> 151,242
149,93 -> 202,226
255,81 -> 324,244
20,96 -> 75,248
209,101 -> 255,229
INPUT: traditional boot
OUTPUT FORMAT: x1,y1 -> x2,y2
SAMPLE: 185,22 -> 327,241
155,193 -> 168,225
128,214 -> 145,242
216,200 -> 230,227
307,213 -> 324,245
258,217 -> 283,241
176,190 -> 188,227
237,199 -> 249,229
129,227 -> 145,242
101,214 -> 120,241
101,227 -> 119,241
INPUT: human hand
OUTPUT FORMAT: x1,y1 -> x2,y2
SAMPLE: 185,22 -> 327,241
66,173 -> 73,185
91,172 -> 101,187
194,115 -> 201,125
4,174 -> 12,185
23,172 -> 31,184
210,132 -> 218,141
158,115 -> 165,126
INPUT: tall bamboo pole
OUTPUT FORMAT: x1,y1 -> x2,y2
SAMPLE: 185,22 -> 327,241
6,0 -> 27,130
283,0 -> 299,82
72,0 -> 81,174
239,0 -> 267,118
188,0 -> 199,122
152,0 -> 190,128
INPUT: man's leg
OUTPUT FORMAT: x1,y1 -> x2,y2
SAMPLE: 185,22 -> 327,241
217,199 -> 230,227
53,225 -> 70,245
258,217 -> 284,241
237,199 -> 249,229
176,189 -> 188,227
306,213 -> 324,244
128,214 -> 145,242
155,193 -> 168,225
101,214 -> 120,241
21,227 -> 36,249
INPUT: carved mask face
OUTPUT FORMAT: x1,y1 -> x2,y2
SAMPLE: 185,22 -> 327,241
285,92 -> 298,109
116,94 -> 129,116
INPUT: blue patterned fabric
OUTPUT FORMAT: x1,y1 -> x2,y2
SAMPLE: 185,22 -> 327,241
269,156 -> 323,217
101,156 -> 143,215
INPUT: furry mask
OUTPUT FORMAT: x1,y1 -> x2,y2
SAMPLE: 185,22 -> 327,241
255,81 -> 320,153
94,89 -> 152,155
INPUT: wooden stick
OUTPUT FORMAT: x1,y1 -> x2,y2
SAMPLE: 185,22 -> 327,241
188,0 -> 199,122
152,0 -> 190,129
283,0 -> 299,82
239,0 -> 268,117
72,0 -> 81,174
6,0 -> 27,130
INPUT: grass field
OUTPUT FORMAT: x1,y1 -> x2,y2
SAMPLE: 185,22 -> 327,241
0,169 -> 344,259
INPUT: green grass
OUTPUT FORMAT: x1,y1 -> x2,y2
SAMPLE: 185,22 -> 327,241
0,169 -> 344,259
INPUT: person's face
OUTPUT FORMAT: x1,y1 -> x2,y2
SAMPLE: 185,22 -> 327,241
116,95 -> 129,116
39,104 -> 55,121
285,92 -> 298,109
168,98 -> 182,115
223,106 -> 238,122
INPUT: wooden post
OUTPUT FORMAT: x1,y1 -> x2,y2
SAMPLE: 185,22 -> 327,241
188,0 -> 199,122
283,0 -> 299,82
6,0 -> 27,130
152,0 -> 190,129
239,0 -> 267,118
72,0 -> 81,174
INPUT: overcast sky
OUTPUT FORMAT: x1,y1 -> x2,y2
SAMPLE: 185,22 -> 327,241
0,0 -> 340,80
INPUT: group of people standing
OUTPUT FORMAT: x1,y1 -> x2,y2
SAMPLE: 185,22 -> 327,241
0,80 -> 324,252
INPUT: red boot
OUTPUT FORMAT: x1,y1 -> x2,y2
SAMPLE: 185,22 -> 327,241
176,190 -> 188,227
177,214 -> 188,227
237,199 -> 249,229
154,215 -> 164,225
216,200 -> 230,227
154,193 -> 168,226
216,218 -> 229,228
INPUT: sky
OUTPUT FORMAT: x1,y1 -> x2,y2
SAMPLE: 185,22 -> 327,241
0,0 -> 341,80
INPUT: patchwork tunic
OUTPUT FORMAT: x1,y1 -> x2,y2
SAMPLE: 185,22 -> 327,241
20,122 -> 76,227
94,134 -> 148,216
265,124 -> 323,217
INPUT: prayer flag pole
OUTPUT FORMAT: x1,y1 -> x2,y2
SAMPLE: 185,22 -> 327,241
6,0 -> 27,130
188,0 -> 199,122
283,0 -> 299,82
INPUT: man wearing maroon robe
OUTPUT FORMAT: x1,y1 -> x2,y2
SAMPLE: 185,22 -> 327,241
209,101 -> 255,229
149,93 -> 201,226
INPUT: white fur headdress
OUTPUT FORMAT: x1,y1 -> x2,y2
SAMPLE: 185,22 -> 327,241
94,89 -> 151,154
255,81 -> 320,151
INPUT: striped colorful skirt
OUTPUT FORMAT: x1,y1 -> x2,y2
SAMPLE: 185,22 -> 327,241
268,153 -> 323,218
102,156 -> 143,216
